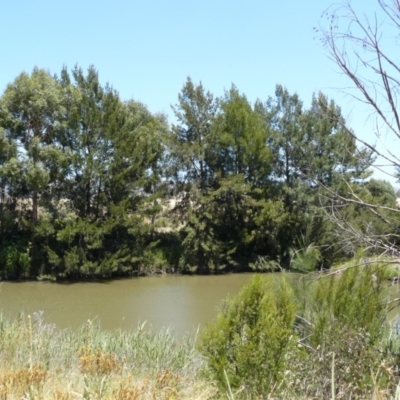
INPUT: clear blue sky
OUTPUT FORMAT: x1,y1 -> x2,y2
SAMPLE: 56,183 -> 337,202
1,0 -> 397,185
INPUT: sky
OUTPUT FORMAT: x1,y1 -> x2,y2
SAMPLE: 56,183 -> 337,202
1,0 -> 398,186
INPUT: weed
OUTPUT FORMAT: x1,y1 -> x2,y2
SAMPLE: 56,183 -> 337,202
112,377 -> 149,400
0,364 -> 47,398
79,346 -> 122,376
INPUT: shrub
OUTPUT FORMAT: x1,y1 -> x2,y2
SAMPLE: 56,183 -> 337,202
302,266 -> 389,347
289,265 -> 395,398
198,275 -> 297,396
200,265 -> 398,399
290,243 -> 321,272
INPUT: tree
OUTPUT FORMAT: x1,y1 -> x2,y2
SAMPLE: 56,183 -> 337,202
168,78 -> 219,273
302,92 -> 373,187
171,81 -> 282,272
264,85 -> 305,190
51,66 -> 166,277
0,68 -> 70,275
318,0 -> 400,259
0,128 -> 31,276
0,68 -> 67,225
208,86 -> 278,267
170,77 -> 217,192
0,127 -> 18,232
258,86 -> 375,267
0,65 -> 168,278
212,85 -> 272,187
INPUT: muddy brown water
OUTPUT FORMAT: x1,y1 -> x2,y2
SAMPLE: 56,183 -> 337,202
0,273 -> 398,335
0,274 -> 256,334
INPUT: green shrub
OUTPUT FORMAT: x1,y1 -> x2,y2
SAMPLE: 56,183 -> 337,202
198,275 -> 297,396
199,266 -> 397,399
306,266 -> 389,347
290,243 -> 321,272
290,265 -> 395,398
0,240 -> 31,277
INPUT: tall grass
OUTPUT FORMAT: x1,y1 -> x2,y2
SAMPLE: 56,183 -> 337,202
0,312 -> 214,399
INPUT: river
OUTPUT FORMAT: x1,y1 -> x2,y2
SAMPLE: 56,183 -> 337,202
1,273 -> 398,335
0,274 -> 255,334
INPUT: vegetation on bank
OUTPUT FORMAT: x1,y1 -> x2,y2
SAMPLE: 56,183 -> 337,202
0,66 -> 399,280
1,263 -> 400,399
0,312 -> 209,399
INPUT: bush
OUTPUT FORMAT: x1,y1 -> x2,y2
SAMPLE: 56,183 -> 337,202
310,266 -> 389,346
0,240 -> 31,277
290,265 -> 395,398
198,275 -> 297,396
199,265 -> 398,399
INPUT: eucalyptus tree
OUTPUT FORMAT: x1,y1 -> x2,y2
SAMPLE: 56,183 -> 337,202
0,68 -> 67,225
0,68 -> 72,275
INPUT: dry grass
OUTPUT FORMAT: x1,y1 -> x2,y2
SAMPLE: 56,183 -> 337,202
0,312 -> 215,399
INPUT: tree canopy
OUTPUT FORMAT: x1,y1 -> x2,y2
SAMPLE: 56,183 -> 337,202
0,65 -> 394,279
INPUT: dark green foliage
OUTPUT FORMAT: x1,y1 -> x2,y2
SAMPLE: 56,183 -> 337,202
178,175 -> 259,273
258,87 -> 376,268
0,67 -> 395,277
0,66 -> 167,278
172,82 -> 289,272
303,93 -> 373,186
46,67 -> 155,277
365,179 -> 397,206
0,239 -> 31,277
0,129 -> 21,249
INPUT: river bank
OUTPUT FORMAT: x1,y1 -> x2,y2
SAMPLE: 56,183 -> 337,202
1,266 -> 400,399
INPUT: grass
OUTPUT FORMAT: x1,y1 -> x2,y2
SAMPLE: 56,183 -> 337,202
0,312 -> 215,399
330,254 -> 400,279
